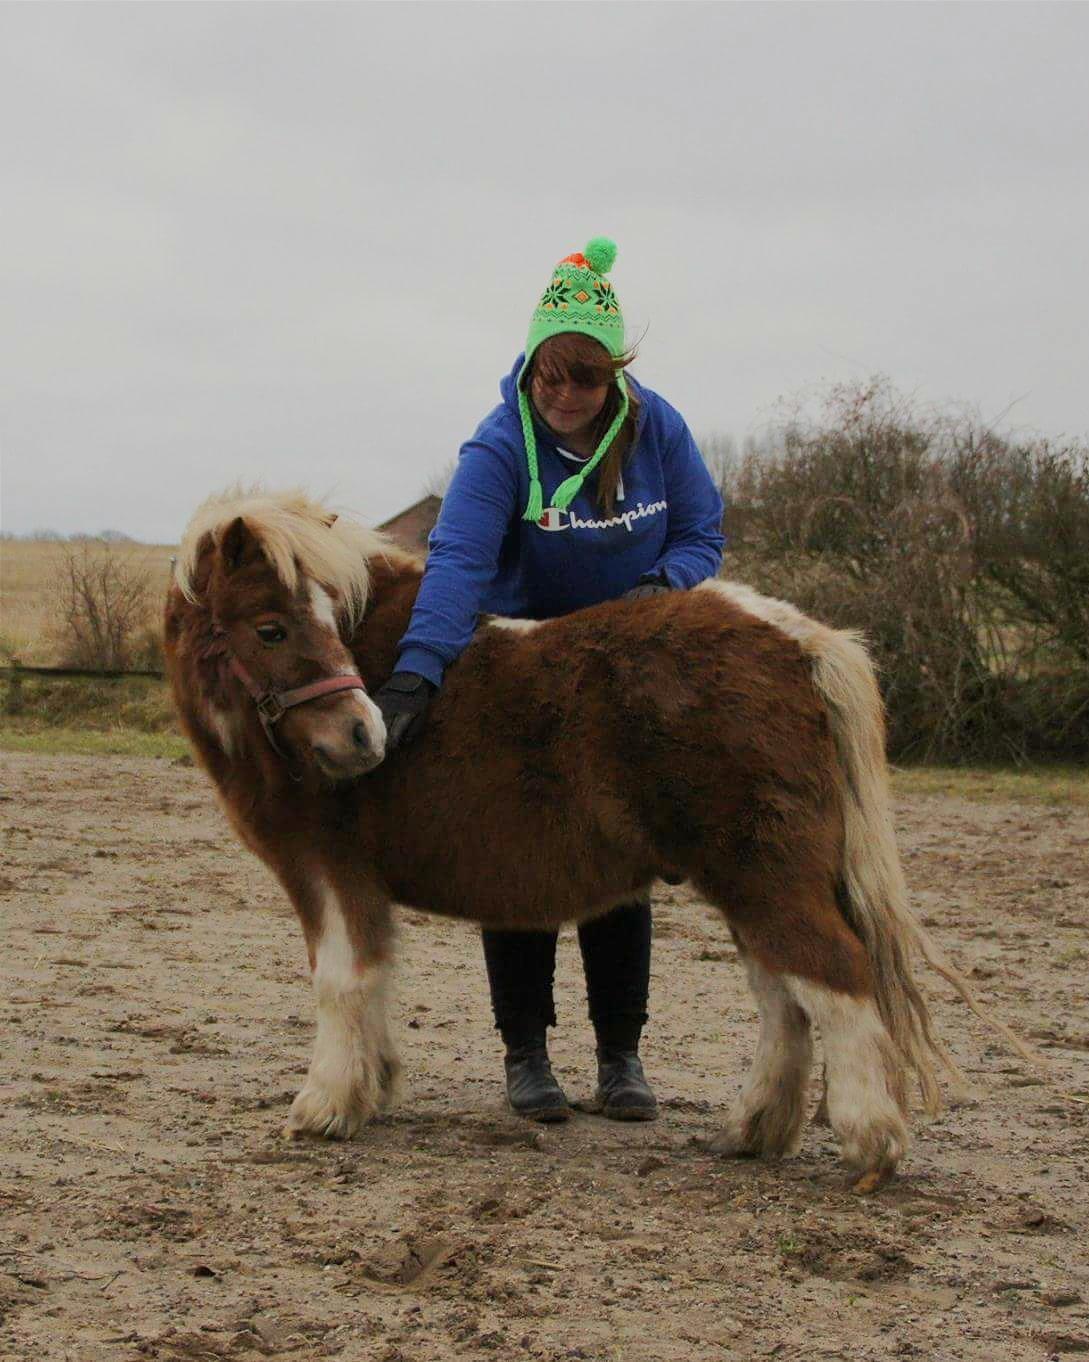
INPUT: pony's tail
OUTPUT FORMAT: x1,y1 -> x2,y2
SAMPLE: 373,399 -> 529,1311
806,625 -> 1036,1114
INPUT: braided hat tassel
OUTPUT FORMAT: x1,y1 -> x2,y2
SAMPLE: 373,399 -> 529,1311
519,235 -> 628,522
518,387 -> 545,523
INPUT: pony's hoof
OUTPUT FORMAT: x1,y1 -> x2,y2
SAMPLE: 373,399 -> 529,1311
706,1124 -> 760,1158
707,1112 -> 802,1160
851,1168 -> 893,1195
285,1082 -> 372,1141
838,1111 -> 907,1189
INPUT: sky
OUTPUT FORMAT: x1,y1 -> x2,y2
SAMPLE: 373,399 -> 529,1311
2,2 -> 1087,543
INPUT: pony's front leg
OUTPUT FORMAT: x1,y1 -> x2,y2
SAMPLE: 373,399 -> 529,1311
287,883 -> 402,1141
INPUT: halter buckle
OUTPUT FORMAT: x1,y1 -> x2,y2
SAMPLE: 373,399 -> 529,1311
256,692 -> 286,725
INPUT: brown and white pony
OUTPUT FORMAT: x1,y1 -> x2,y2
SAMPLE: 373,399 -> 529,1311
164,487 -> 1022,1191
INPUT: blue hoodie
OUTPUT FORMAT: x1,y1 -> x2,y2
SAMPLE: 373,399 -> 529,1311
396,355 -> 726,687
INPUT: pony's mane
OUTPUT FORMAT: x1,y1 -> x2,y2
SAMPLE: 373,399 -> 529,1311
175,485 -> 414,630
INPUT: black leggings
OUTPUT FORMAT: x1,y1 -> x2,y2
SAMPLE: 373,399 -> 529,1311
481,900 -> 651,1051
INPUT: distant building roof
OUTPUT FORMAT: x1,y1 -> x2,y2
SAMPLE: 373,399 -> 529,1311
377,495 -> 442,555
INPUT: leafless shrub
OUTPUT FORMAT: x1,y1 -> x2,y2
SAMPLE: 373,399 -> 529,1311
951,434 -> 1089,665
50,541 -> 161,671
720,380 -> 1089,762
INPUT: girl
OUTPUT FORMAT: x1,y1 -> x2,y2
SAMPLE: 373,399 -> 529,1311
375,237 -> 725,1123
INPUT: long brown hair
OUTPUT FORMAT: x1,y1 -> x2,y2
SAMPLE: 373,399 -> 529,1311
526,333 -> 641,514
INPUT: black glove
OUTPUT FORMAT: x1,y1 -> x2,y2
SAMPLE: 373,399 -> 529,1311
623,570 -> 671,601
374,671 -> 435,753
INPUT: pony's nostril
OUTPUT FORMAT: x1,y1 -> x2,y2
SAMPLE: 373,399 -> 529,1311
352,721 -> 371,750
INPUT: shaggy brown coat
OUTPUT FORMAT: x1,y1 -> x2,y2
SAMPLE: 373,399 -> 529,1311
164,488 -> 1025,1189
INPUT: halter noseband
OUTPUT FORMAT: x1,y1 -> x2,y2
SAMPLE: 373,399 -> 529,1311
223,648 -> 368,761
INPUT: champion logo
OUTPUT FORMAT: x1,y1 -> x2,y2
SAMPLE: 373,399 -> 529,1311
535,500 -> 668,535
537,507 -> 569,532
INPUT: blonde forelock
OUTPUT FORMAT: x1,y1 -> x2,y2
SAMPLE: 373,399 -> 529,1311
175,485 -> 412,630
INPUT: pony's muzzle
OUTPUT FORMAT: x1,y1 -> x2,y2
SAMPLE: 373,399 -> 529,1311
350,717 -> 386,771
306,695 -> 386,780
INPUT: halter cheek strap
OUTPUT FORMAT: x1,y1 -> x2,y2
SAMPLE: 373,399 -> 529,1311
220,646 -> 368,761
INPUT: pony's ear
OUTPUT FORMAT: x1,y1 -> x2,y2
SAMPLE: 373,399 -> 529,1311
322,512 -> 338,528
220,516 -> 261,574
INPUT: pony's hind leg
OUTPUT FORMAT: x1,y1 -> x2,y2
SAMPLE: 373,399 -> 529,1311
708,952 -> 812,1159
782,974 -> 908,1192
707,865 -> 909,1190
287,880 -> 401,1141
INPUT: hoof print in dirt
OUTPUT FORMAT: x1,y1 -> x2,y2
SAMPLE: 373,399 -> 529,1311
356,1236 -> 461,1292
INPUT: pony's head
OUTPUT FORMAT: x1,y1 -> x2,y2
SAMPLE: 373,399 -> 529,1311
174,487 -> 388,782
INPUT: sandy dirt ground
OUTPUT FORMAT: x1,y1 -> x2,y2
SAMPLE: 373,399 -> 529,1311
1,752 -> 1087,1362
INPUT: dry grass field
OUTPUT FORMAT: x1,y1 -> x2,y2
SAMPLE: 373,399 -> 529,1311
0,540 -> 176,665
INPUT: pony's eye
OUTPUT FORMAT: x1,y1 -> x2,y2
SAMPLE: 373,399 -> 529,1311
256,623 -> 287,645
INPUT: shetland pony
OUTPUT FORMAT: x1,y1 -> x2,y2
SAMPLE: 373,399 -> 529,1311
164,487 -> 1022,1191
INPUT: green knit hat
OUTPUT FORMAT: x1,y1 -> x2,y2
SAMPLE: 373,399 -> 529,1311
519,235 -> 629,522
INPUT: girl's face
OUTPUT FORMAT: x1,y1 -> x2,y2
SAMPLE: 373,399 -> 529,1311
530,367 -> 610,442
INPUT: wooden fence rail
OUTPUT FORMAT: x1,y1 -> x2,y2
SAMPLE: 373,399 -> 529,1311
0,664 -> 165,681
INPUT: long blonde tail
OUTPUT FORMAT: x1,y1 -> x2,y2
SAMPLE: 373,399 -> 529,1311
698,580 -> 1034,1113
808,624 -> 1036,1112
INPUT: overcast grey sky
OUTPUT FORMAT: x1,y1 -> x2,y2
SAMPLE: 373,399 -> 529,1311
2,2 -> 1087,542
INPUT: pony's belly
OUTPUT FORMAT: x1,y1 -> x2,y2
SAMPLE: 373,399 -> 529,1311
380,854 -> 651,934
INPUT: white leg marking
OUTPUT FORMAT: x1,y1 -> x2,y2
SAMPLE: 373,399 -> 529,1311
487,616 -> 541,633
709,957 -> 812,1158
784,976 -> 908,1183
287,884 -> 401,1140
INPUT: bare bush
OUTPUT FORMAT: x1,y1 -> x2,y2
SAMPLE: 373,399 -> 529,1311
951,434 -> 1089,664
720,380 -> 1089,762
50,542 -> 160,671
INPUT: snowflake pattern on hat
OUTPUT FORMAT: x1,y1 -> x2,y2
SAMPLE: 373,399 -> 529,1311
525,236 -> 626,364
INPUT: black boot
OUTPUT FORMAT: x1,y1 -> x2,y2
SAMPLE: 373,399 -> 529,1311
504,1044 -> 571,1123
595,1048 -> 658,1121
